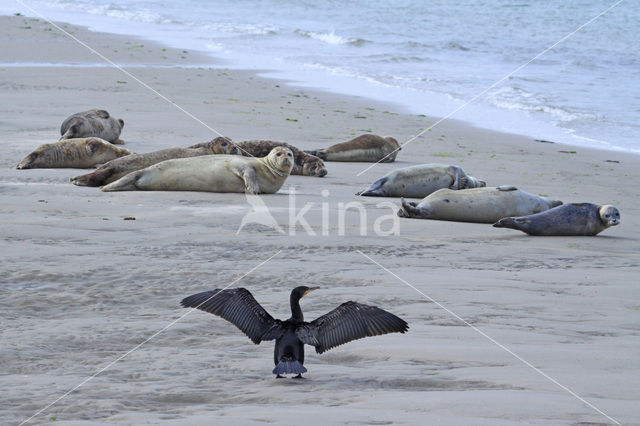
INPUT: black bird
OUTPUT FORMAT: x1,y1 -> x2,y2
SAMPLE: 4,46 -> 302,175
180,286 -> 408,378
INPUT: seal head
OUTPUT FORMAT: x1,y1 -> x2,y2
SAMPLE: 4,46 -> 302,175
188,137 -> 241,155
263,146 -> 294,177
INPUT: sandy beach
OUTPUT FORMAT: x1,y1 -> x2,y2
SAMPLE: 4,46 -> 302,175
1,14 -> 639,425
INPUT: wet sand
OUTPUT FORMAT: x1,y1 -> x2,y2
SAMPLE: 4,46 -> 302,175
1,15 -> 639,425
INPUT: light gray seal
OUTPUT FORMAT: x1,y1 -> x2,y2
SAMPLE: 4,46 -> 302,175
60,109 -> 125,144
101,146 -> 294,194
306,134 -> 401,162
71,137 -> 239,186
17,138 -> 131,169
493,203 -> 620,236
397,186 -> 562,223
357,164 -> 486,198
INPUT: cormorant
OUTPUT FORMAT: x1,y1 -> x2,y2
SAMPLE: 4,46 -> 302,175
181,286 -> 408,378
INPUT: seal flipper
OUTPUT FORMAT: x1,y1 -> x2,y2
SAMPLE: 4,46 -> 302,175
397,198 -> 428,219
113,138 -> 126,145
493,217 -> 530,232
59,124 -> 78,141
237,166 -> 260,194
497,185 -> 518,191
94,109 -> 110,119
451,168 -> 467,190
71,166 -> 116,187
100,170 -> 143,192
357,177 -> 388,196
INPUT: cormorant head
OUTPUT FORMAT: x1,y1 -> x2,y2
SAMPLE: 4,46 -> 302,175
291,286 -> 320,301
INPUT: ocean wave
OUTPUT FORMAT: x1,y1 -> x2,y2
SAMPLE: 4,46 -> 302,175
443,41 -> 470,52
43,1 -> 172,24
294,29 -> 368,46
486,86 -> 598,123
205,43 -> 225,53
203,22 -> 279,36
365,54 -> 430,64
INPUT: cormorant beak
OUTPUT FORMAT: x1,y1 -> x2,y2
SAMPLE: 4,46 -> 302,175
304,286 -> 320,296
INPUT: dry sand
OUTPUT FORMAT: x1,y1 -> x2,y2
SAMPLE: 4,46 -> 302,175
1,15 -> 639,426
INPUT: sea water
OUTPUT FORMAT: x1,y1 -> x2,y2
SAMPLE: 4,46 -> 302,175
4,0 -> 639,153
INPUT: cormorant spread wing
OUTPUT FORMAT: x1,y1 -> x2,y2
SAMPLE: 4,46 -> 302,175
181,288 -> 284,344
295,301 -> 408,354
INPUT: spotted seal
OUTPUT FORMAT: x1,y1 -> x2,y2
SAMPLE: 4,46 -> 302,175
236,140 -> 327,177
493,203 -> 620,236
71,137 -> 239,186
306,134 -> 401,162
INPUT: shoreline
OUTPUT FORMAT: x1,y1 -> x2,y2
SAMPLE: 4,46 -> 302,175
2,14 -> 639,425
3,7 -> 637,156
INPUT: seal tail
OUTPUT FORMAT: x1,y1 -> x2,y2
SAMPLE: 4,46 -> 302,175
493,217 -> 530,230
71,167 -> 114,187
397,198 -> 424,219
59,128 -> 74,141
100,171 -> 142,192
493,217 -> 516,228
272,356 -> 307,376
356,177 -> 387,196
304,149 -> 326,161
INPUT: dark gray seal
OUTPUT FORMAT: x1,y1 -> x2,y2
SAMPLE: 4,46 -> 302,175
493,203 -> 620,236
60,109 -> 125,144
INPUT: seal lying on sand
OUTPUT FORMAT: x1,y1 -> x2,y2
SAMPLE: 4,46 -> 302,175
60,109 -> 126,144
493,203 -> 620,236
17,138 -> 131,169
101,146 -> 293,194
71,137 -> 239,186
306,134 -> 401,162
357,164 -> 486,198
236,140 -> 327,177
397,186 -> 562,223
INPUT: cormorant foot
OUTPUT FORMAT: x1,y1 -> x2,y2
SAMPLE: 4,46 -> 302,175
276,374 -> 285,379
292,374 -> 305,379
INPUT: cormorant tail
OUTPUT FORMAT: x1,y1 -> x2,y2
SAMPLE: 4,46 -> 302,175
272,356 -> 307,375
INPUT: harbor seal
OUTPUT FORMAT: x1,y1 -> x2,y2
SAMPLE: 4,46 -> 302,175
17,138 -> 131,169
305,134 -> 401,162
236,140 -> 327,177
357,164 -> 486,198
101,146 -> 293,194
493,203 -> 620,236
60,109 -> 126,144
397,186 -> 562,223
71,137 -> 239,186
